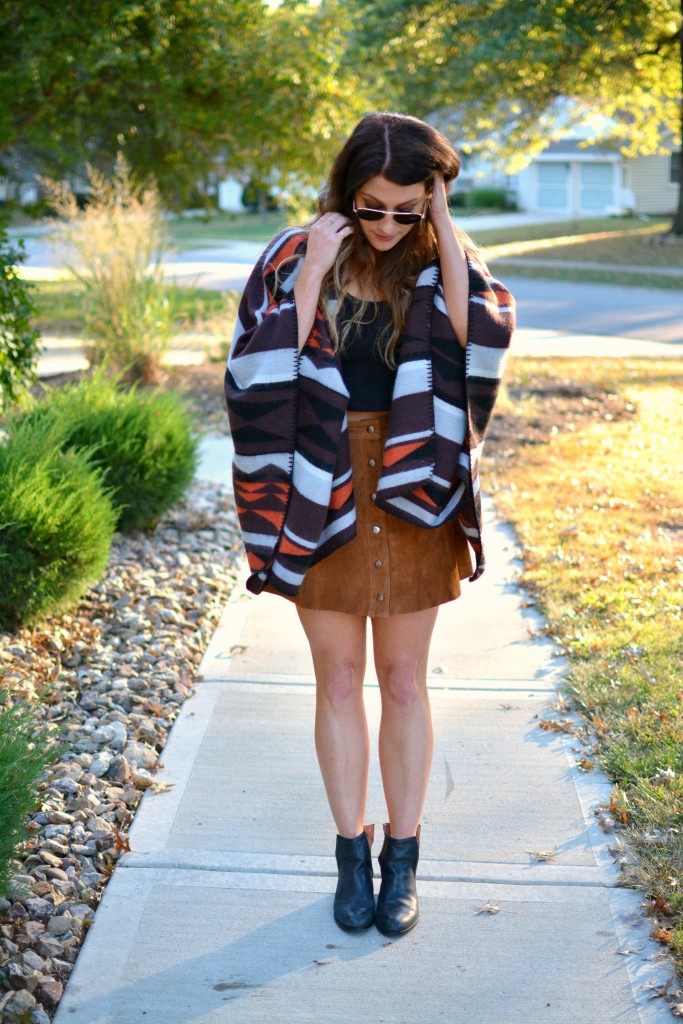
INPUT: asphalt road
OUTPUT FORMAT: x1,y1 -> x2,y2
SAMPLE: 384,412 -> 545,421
501,276 -> 682,345
15,228 -> 683,346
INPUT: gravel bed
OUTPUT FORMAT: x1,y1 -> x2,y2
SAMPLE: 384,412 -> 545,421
0,477 -> 242,1022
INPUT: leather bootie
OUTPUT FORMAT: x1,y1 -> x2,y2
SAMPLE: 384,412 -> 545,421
375,822 -> 420,937
333,824 -> 375,931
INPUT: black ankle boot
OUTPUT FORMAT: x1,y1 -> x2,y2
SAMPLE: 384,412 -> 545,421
333,824 -> 375,931
375,822 -> 420,937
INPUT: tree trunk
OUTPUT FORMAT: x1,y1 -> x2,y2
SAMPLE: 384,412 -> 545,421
670,6 -> 683,235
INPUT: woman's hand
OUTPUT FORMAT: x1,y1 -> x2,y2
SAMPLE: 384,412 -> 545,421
304,212 -> 354,279
428,174 -> 453,234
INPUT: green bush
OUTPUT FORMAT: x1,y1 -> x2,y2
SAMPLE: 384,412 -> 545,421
465,187 -> 517,211
0,413 -> 117,630
0,689 -> 65,898
16,366 -> 199,532
0,227 -> 41,414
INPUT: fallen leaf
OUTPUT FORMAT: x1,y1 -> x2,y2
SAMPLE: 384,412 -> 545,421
538,718 -> 575,733
114,831 -> 131,853
474,901 -> 500,915
652,766 -> 676,784
527,849 -> 559,862
150,781 -> 173,794
575,757 -> 595,771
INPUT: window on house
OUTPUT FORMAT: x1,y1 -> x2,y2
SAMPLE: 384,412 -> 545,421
671,153 -> 681,185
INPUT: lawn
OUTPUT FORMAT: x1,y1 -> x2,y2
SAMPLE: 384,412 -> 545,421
472,218 -> 683,289
30,280 -> 235,334
487,260 -> 683,291
167,211 -> 285,247
485,356 -> 683,974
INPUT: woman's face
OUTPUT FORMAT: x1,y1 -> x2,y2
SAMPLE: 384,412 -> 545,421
353,174 -> 429,252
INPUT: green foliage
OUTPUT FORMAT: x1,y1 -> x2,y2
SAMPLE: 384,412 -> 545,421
42,156 -> 181,385
346,0 -> 682,228
465,187 -> 517,211
0,228 -> 40,414
17,366 -> 199,533
0,689 -> 64,898
0,0 -> 265,206
0,413 -> 117,631
0,1 -> 370,209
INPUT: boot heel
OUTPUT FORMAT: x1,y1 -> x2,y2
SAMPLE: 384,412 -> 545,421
333,824 -> 375,931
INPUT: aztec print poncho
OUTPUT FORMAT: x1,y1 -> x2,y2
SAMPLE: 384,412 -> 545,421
224,227 -> 515,598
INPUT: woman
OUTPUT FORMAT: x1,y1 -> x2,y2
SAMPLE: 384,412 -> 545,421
224,112 -> 515,938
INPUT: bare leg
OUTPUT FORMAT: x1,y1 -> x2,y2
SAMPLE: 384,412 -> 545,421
371,606 -> 439,839
296,607 -> 369,839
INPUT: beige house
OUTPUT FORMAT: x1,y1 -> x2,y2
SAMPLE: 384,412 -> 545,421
514,136 -> 679,217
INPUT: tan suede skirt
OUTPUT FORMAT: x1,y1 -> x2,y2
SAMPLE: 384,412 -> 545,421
266,410 -> 474,617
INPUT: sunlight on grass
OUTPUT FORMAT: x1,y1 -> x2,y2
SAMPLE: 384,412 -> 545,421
488,357 -> 683,969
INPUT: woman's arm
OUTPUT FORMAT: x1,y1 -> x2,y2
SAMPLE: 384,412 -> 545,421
429,174 -> 469,349
293,212 -> 353,352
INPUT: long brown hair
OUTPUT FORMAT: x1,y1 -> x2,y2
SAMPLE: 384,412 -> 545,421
316,112 -> 474,368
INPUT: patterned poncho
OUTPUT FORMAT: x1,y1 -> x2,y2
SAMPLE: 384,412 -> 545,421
224,227 -> 515,598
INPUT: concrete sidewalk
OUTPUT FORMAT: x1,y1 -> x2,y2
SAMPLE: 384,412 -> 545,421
52,442 -> 679,1022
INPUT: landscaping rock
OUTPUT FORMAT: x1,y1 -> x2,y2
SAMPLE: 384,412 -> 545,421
0,477 -> 241,1018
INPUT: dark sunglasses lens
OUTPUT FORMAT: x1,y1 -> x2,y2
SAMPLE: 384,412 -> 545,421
393,213 -> 422,224
355,208 -> 384,221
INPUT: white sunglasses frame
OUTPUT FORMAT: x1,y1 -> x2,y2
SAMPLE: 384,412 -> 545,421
352,198 -> 429,225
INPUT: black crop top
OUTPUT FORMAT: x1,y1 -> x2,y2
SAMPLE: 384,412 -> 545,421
337,294 -> 399,411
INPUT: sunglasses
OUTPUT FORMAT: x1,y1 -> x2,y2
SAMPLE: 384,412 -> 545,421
352,198 -> 428,226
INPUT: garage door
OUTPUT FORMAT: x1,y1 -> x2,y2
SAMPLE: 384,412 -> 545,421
537,163 -> 570,210
580,162 -> 614,212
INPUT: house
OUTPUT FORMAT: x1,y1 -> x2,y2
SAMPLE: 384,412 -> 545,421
447,101 -> 679,218
515,137 -> 679,217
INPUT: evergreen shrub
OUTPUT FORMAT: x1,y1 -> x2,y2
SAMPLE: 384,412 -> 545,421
0,414 -> 117,630
16,366 -> 199,533
465,187 -> 517,211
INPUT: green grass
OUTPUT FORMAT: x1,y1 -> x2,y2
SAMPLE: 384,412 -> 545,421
487,357 -> 683,976
31,282 -> 231,333
497,228 -> 682,268
167,211 -> 286,247
468,216 -> 670,247
488,260 -> 683,290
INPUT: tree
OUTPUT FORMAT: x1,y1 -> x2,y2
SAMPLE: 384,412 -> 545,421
0,0 -> 268,205
346,0 -> 683,234
0,0 -> 369,210
228,0 -> 370,215
0,228 -> 40,412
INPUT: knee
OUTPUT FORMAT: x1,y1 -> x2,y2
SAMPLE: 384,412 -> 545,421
317,660 -> 363,705
378,662 -> 423,708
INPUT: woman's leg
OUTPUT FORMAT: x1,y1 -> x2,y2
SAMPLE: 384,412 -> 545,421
296,606 -> 369,839
371,606 -> 439,839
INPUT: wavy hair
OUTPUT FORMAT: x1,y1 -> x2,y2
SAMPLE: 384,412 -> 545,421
314,112 -> 475,367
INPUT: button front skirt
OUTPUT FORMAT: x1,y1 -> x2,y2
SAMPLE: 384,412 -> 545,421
265,410 -> 474,617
